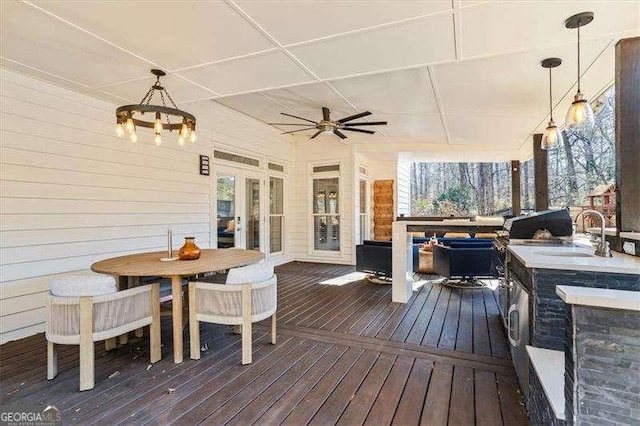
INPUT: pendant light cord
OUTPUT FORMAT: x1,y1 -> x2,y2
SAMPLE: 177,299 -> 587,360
549,67 -> 553,121
577,24 -> 581,93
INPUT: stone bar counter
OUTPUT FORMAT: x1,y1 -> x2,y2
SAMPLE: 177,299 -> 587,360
557,286 -> 640,426
506,241 -> 640,425
507,242 -> 640,351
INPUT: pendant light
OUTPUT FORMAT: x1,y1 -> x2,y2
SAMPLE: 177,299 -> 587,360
565,12 -> 595,128
541,58 -> 563,150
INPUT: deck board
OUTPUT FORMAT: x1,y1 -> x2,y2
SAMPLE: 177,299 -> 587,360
0,261 -> 527,425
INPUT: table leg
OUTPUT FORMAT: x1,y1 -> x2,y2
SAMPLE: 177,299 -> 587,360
171,275 -> 183,363
105,338 -> 117,351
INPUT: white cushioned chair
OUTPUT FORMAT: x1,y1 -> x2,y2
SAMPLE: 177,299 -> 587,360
46,273 -> 161,391
188,262 -> 277,365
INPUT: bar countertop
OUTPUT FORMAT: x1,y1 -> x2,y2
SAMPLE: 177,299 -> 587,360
507,239 -> 640,275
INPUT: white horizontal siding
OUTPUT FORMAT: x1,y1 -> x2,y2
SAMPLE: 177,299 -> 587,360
397,162 -> 410,216
0,69 -> 293,343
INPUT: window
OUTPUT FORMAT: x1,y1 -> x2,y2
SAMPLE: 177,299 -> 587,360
269,177 -> 284,254
358,178 -> 368,244
312,177 -> 340,251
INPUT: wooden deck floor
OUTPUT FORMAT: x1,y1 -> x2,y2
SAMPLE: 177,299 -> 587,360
0,262 -> 528,425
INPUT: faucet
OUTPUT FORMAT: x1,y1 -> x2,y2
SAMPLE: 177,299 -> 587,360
574,210 -> 612,257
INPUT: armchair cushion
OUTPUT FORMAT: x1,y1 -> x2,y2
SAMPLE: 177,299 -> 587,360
226,261 -> 274,285
50,273 -> 117,297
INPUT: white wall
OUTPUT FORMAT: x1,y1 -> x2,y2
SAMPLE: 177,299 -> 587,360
0,69 -> 293,343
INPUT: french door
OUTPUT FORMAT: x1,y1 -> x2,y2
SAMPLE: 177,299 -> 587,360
214,166 -> 265,251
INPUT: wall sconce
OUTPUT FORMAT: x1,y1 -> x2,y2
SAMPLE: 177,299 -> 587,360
199,155 -> 209,176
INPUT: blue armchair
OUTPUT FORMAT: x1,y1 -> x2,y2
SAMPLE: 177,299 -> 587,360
432,239 -> 498,280
356,240 -> 419,278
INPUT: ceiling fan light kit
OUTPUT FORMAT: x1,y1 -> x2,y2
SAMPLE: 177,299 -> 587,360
564,11 -> 595,129
115,69 -> 196,146
541,57 -> 563,150
269,107 -> 386,140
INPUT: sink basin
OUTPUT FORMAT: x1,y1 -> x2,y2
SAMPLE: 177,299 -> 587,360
532,250 -> 594,257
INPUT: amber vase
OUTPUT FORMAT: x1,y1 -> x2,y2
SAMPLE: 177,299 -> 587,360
178,237 -> 201,260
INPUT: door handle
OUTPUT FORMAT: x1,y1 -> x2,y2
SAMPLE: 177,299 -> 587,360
507,305 -> 519,347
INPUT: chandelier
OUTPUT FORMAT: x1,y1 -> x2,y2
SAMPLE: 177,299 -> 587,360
115,69 -> 196,146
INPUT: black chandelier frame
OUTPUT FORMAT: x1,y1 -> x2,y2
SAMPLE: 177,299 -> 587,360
115,69 -> 196,132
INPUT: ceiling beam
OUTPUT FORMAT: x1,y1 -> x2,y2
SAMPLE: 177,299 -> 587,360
426,66 -> 451,145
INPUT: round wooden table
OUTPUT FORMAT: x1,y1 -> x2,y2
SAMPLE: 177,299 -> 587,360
91,249 -> 264,363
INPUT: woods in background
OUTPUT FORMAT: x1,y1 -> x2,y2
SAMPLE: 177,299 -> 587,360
410,86 -> 616,217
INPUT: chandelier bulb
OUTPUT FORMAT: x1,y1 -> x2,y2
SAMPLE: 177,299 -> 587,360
129,131 -> 138,143
154,112 -> 163,134
115,123 -> 125,138
190,129 -> 197,143
180,121 -> 189,137
125,117 -> 135,133
154,134 -> 162,146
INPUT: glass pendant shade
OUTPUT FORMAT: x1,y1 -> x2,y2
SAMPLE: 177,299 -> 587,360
154,134 -> 162,145
565,92 -> 595,128
115,123 -> 124,138
129,132 -> 138,143
541,120 -> 563,150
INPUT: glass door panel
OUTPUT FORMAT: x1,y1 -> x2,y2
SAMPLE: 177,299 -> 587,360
269,177 -> 284,254
246,178 -> 261,251
216,176 -> 236,248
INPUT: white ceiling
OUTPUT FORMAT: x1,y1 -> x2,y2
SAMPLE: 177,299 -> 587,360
1,0 -> 639,161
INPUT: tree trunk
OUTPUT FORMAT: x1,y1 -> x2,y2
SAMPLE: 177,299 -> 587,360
458,163 -> 469,189
562,131 -> 578,206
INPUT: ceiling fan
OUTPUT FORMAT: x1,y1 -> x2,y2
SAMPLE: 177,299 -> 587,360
268,107 -> 387,139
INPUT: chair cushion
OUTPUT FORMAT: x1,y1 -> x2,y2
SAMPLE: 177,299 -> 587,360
51,273 -> 117,297
226,261 -> 274,285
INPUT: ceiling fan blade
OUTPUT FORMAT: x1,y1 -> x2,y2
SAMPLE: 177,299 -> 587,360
310,130 -> 323,139
336,111 -> 372,123
333,129 -> 347,139
342,127 -> 375,135
322,107 -> 331,121
268,123 -> 313,126
343,121 -> 387,126
280,112 -> 318,124
281,127 -> 317,135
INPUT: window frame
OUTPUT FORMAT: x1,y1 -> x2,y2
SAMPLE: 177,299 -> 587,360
308,161 -> 343,257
